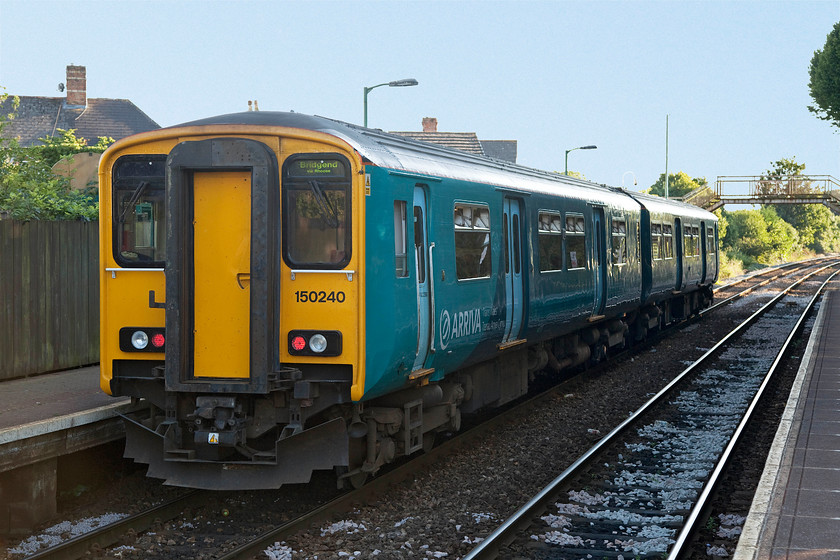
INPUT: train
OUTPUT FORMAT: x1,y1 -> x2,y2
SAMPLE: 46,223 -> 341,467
99,111 -> 718,490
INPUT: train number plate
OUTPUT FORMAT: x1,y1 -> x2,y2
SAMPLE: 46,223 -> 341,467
294,290 -> 346,303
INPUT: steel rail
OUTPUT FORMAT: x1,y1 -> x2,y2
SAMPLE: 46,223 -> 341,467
22,491 -> 204,560
704,258 -> 839,315
666,266 -> 840,558
462,262 -> 839,560
23,259 -> 831,560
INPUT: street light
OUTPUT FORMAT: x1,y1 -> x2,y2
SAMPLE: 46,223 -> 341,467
363,78 -> 419,127
564,145 -> 597,175
622,171 -> 637,188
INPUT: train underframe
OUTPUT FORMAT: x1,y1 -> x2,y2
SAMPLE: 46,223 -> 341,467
120,287 -> 712,490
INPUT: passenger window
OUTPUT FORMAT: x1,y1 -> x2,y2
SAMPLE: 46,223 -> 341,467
663,223 -> 674,259
652,223 -> 662,260
513,214 -> 521,275
565,214 -> 586,270
454,204 -> 491,280
394,201 -> 408,277
685,225 -> 700,257
694,226 -> 701,256
611,217 -> 627,265
707,226 -> 716,254
538,212 -> 563,272
283,155 -> 351,268
112,155 -> 167,266
414,206 -> 426,283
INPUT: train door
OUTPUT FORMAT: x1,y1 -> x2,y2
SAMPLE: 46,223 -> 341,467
502,197 -> 524,343
699,220 -> 708,283
674,218 -> 684,291
164,138 -> 278,392
193,171 -> 251,378
413,186 -> 432,370
592,207 -> 607,317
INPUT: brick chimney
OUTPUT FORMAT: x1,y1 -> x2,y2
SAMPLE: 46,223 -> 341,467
66,65 -> 86,107
422,117 -> 437,133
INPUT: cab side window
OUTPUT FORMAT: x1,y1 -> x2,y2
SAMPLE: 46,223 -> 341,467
112,155 -> 167,266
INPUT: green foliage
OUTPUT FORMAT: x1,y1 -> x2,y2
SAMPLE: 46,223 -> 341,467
775,204 -> 840,253
34,128 -> 113,168
759,157 -> 840,253
808,21 -> 840,128
717,248 -> 745,279
646,171 -> 708,198
721,207 -> 800,263
0,89 -> 111,221
764,157 -> 806,179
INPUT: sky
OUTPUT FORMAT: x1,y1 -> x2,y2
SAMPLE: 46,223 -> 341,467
1,0 -> 839,195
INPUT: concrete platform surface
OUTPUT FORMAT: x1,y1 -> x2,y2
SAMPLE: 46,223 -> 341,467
735,287 -> 840,559
0,366 -> 128,441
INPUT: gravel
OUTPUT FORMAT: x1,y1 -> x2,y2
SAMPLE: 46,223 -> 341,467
2,274 -> 813,560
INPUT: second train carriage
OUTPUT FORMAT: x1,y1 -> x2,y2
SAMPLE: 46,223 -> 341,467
99,111 -> 718,489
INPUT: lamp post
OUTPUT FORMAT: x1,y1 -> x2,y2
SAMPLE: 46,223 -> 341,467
622,171 -> 637,188
564,145 -> 597,175
363,78 -> 419,127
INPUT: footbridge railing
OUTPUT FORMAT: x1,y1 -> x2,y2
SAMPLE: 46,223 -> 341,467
682,175 -> 840,213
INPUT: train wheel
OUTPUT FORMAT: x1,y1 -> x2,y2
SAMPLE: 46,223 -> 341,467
423,432 -> 437,453
348,471 -> 368,489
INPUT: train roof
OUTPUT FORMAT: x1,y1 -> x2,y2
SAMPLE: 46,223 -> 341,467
170,111 -> 715,220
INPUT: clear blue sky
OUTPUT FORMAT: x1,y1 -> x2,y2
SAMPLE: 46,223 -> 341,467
1,0 -> 838,194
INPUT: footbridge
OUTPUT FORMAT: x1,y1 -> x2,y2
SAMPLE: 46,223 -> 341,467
680,175 -> 840,213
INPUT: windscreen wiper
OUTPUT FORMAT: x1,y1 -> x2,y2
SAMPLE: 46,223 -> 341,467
118,181 -> 149,223
308,180 -> 340,228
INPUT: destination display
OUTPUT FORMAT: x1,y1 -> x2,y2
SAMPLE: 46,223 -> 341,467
287,159 -> 346,178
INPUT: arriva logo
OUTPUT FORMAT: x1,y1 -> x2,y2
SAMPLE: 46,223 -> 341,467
439,308 -> 482,350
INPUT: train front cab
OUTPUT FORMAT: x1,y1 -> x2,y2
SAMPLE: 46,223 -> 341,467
100,127 -> 367,489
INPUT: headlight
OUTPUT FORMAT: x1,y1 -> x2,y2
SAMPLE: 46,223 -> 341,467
131,330 -> 149,349
309,334 -> 328,353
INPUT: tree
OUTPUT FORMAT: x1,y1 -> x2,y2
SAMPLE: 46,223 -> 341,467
759,157 -> 840,253
808,21 -> 840,128
722,207 -> 800,263
646,171 -> 708,198
1,99 -> 112,220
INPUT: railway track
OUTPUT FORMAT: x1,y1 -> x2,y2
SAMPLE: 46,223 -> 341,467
11,259 -> 836,560
462,263 -> 840,560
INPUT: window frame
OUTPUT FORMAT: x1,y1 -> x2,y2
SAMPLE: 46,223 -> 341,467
565,212 -> 587,271
707,226 -> 716,254
663,222 -> 674,260
537,211 -> 564,273
111,154 -> 168,268
652,222 -> 663,261
453,202 -> 492,281
611,215 -> 627,266
394,200 -> 408,277
281,153 -> 353,270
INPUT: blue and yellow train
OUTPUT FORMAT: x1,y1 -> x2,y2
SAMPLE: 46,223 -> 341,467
99,112 -> 718,489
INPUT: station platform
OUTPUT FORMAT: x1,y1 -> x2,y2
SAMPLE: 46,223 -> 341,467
0,366 -> 130,534
735,286 -> 840,559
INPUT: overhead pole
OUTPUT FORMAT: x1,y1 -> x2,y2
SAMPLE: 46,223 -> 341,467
665,114 -> 670,198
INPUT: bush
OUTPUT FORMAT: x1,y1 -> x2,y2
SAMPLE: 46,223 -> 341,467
0,88 -> 111,221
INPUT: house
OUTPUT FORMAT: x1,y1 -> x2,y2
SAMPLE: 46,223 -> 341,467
391,117 -> 517,163
0,65 -> 160,147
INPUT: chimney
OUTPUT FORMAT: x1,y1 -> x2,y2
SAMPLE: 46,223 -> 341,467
422,117 -> 437,133
66,65 -> 86,107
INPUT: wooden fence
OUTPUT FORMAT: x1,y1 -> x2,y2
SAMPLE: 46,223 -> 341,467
0,220 -> 99,380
